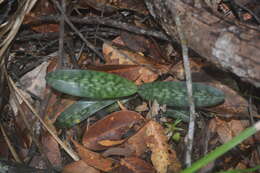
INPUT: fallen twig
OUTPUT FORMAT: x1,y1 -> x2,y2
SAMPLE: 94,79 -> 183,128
175,13 -> 197,167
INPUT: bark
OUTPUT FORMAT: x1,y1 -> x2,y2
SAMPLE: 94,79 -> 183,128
145,0 -> 260,87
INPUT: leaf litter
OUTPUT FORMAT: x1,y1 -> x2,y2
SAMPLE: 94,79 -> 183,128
2,0 -> 260,172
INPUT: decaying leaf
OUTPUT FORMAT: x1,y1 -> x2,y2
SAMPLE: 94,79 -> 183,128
102,38 -> 170,85
86,64 -> 143,83
135,102 -> 149,112
123,121 -> 149,156
124,120 -> 181,173
19,61 -> 50,99
102,147 -> 133,157
72,140 -> 117,172
209,117 -> 248,144
41,132 -> 62,169
145,121 -> 181,173
146,100 -> 161,119
118,157 -> 156,173
98,139 -> 126,147
121,32 -> 168,63
9,85 -> 33,116
204,83 -> 255,117
63,160 -> 100,173
45,94 -> 78,123
83,110 -> 145,150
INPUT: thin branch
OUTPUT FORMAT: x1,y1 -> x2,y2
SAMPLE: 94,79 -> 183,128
0,0 -> 38,65
25,15 -> 169,41
58,0 -> 66,68
3,67 -> 79,161
50,0 -> 105,61
9,88 -> 54,170
175,14 -> 197,167
0,123 -> 22,163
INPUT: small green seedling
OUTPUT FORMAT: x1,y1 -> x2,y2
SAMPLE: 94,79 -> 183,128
165,119 -> 184,142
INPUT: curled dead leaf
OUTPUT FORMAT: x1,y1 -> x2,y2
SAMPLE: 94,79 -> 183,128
83,110 -> 145,150
145,121 -> 181,173
41,132 -> 61,168
118,157 -> 156,173
86,64 -> 142,82
209,117 -> 247,144
124,121 -> 181,173
63,160 -> 100,173
98,139 -> 126,147
72,140 -> 117,172
102,39 -> 170,85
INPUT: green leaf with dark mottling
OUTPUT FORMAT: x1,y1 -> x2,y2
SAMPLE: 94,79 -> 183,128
46,70 -> 137,99
163,109 -> 190,122
138,82 -> 224,107
55,100 -> 115,128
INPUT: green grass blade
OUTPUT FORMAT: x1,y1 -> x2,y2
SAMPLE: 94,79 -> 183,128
217,165 -> 260,173
181,122 -> 259,173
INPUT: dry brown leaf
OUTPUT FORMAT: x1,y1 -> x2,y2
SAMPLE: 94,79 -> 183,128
118,157 -> 156,173
102,147 -> 133,157
11,102 -> 34,152
171,60 -> 205,81
209,117 -> 247,144
103,40 -> 168,70
83,110 -> 145,150
41,132 -> 62,168
86,64 -> 142,82
135,102 -> 148,112
235,162 -> 247,170
145,121 -> 181,173
102,39 -> 170,85
63,160 -> 100,173
72,140 -> 117,172
215,118 -> 233,143
124,121 -> 181,173
9,87 -> 33,116
123,121 -> 149,156
146,100 -> 160,119
204,83 -> 253,117
44,93 -> 78,123
29,155 -> 48,169
19,61 -> 50,99
121,32 -> 167,63
98,139 -> 126,147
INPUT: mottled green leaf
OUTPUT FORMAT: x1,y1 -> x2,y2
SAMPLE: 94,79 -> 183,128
99,96 -> 137,115
55,100 -> 115,128
46,69 -> 137,99
163,109 -> 190,122
138,82 -> 225,107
